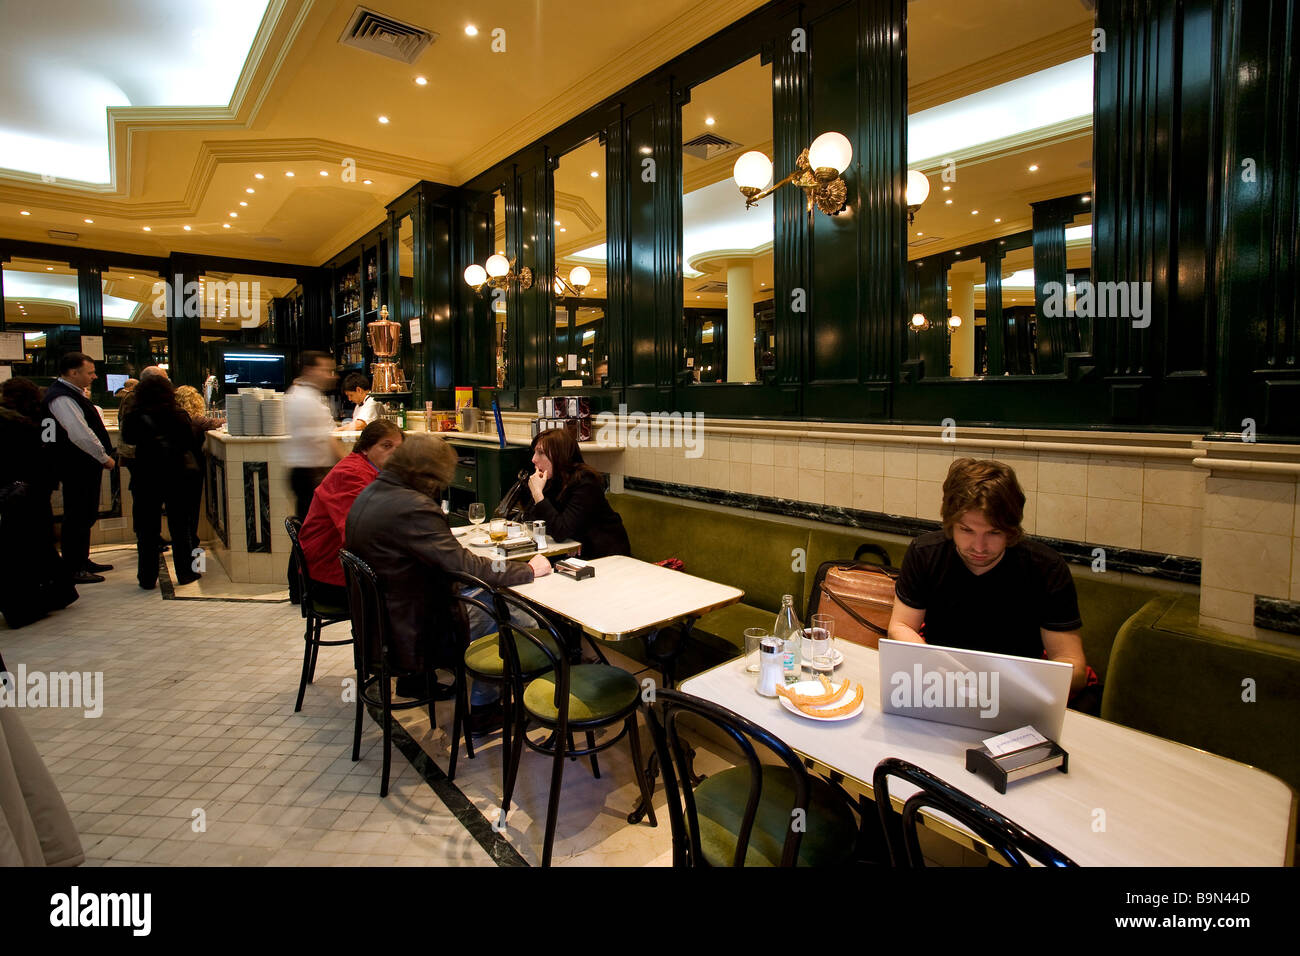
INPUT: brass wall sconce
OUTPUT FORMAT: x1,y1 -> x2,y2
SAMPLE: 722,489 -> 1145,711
906,169 -> 931,224
552,265 -> 591,297
908,312 -> 962,333
731,131 -> 853,216
464,254 -> 533,293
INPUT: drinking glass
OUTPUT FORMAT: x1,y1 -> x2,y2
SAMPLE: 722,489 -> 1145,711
489,517 -> 508,543
468,502 -> 486,527
743,627 -> 768,675
809,613 -> 836,673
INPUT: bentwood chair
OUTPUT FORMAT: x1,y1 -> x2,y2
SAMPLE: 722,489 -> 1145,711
872,757 -> 1077,867
285,517 -> 352,712
493,587 -> 658,867
645,688 -> 859,867
338,549 -> 469,797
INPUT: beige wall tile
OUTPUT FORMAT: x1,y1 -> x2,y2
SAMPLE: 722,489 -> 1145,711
1142,459 -> 1206,507
1140,502 -> 1203,557
1199,586 -> 1254,625
1038,454 -> 1088,497
729,462 -> 751,495
1292,538 -> 1300,601
915,480 -> 943,520
728,438 -> 752,463
751,440 -> 774,466
824,441 -> 853,474
798,472 -> 825,505
1020,494 -> 1037,534
1204,475 -> 1296,531
852,475 -> 884,512
883,444 -> 917,479
672,456 -> 692,485
1198,614 -> 1252,639
1035,492 -> 1087,541
773,466 -> 798,500
706,436 -> 730,462
229,552 -> 249,582
958,447 -> 997,461
705,459 -> 729,489
797,439 -> 826,472
1199,527 -> 1292,596
750,465 -> 774,499
773,439 -> 799,468
1087,457 -> 1143,501
916,446 -> 955,482
853,443 -> 884,476
824,473 -> 852,507
991,451 -> 1038,492
883,477 -> 916,516
687,456 -> 709,486
1085,498 -> 1143,549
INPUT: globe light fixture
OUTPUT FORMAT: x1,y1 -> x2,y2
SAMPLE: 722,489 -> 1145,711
906,169 -> 931,223
464,254 -> 534,293
731,131 -> 852,215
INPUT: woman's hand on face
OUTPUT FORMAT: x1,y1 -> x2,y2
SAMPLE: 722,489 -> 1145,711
527,468 -> 548,502
528,554 -> 552,577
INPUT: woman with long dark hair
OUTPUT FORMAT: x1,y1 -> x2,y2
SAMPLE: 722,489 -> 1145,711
121,375 -> 200,588
524,429 -> 629,559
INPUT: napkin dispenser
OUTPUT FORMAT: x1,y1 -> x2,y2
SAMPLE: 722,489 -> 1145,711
493,538 -> 537,558
965,740 -> 1068,794
555,558 -> 595,580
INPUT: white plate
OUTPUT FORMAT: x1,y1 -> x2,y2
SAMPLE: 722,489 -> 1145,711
803,648 -> 844,669
777,679 -> 864,722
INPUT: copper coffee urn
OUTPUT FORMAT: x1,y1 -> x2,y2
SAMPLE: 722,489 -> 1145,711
367,305 -> 407,392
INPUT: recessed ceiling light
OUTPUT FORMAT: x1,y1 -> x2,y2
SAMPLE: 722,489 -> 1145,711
19,210 -> 30,215
1082,195 -> 1091,203
128,275 -> 134,279
1028,164 -> 1039,172
705,117 -> 715,126
993,217 -> 1002,223
222,223 -> 231,229
245,187 -> 255,194
254,173 -> 264,180
971,209 -> 979,215
942,186 -> 950,192
590,171 -> 598,178
46,266 -> 52,271
465,24 -> 478,36
362,179 -> 373,185
285,171 -> 295,177
239,201 -> 248,207
83,218 -> 93,223
319,170 -> 328,177
183,225 -> 192,231
377,115 -> 389,125
142,226 -> 152,231
696,295 -> 700,299
414,75 -> 427,86
559,227 -> 566,232
944,199 -> 952,205
916,231 -> 923,236
229,212 -> 238,218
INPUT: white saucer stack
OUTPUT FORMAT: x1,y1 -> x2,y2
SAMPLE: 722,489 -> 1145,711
225,395 -> 244,435
260,396 -> 285,435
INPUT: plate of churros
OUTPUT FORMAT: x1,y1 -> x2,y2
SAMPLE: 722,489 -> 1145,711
776,676 -> 865,722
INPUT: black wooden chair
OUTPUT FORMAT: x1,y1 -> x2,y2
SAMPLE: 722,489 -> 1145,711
492,587 -> 658,866
338,548 -> 469,797
284,517 -> 352,712
872,756 -> 1077,867
644,687 -> 859,866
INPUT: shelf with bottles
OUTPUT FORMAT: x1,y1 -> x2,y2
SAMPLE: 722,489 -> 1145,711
334,256 -> 362,316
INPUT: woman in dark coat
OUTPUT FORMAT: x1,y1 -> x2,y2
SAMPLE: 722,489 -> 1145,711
174,385 -> 219,545
523,429 -> 629,559
121,376 -> 200,589
0,378 -> 78,627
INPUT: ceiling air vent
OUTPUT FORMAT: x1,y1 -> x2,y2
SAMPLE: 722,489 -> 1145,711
692,281 -> 729,294
908,235 -> 943,248
339,7 -> 437,64
683,133 -> 743,161
48,229 -> 79,241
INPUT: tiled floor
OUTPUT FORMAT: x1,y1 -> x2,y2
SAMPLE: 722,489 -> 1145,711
2,542 -> 706,866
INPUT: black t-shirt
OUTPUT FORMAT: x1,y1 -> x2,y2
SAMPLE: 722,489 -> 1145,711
894,530 -> 1082,659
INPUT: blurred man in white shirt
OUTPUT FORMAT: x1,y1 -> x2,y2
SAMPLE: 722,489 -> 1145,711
284,351 -> 344,600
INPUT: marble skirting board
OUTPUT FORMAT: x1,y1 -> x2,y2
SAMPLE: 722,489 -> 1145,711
1254,596 -> 1300,636
623,477 -> 1202,585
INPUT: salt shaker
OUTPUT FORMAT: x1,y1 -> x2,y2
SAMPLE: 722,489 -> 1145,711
533,520 -> 547,550
756,637 -> 785,697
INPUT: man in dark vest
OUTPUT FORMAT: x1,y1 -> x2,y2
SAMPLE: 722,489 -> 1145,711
40,352 -> 117,583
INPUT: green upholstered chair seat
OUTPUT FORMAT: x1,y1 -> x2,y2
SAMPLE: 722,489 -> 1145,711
312,601 -> 349,619
693,764 -> 858,867
523,664 -> 640,722
693,603 -> 777,652
464,629 -> 561,677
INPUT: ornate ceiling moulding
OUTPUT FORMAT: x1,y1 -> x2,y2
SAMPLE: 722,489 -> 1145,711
451,0 -> 769,185
553,192 -> 601,231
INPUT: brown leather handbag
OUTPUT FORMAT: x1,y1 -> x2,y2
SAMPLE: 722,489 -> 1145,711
808,546 -> 900,649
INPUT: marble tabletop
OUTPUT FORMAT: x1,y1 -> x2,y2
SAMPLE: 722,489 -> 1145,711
507,554 -> 744,641
452,524 -> 581,560
681,641 -> 1297,867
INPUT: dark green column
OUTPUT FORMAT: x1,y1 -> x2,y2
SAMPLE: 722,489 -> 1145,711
165,257 -> 203,388
1032,200 -> 1070,375
77,264 -> 106,399
982,250 -> 1005,375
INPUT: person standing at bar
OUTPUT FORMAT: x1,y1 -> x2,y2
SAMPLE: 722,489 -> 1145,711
174,384 -> 220,547
284,351 -> 344,600
341,372 -> 379,431
40,352 -> 116,584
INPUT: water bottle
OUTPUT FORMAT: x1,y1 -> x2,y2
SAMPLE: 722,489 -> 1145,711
773,594 -> 802,683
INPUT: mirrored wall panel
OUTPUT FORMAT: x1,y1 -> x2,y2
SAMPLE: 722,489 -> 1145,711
552,136 -> 607,387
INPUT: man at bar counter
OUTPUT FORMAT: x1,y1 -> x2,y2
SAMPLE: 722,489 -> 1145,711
345,434 -> 551,699
284,351 -> 344,601
886,458 -> 1089,692
341,372 -> 379,431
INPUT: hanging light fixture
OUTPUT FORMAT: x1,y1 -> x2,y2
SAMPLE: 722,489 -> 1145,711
906,169 -> 931,224
732,131 -> 852,216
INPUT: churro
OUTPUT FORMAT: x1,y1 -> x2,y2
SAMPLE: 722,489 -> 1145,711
776,675 -> 848,707
790,681 -> 864,718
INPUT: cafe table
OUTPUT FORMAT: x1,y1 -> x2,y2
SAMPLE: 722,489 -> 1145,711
680,640 -> 1298,867
509,554 -> 745,823
452,523 -> 582,560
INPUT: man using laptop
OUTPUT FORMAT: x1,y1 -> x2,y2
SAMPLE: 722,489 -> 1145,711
887,458 -> 1088,692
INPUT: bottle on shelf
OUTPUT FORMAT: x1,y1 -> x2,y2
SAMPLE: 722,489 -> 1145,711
773,594 -> 803,683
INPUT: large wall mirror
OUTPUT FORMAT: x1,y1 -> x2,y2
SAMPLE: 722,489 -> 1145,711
552,136 -> 608,388
680,54 -> 775,385
906,0 -> 1095,378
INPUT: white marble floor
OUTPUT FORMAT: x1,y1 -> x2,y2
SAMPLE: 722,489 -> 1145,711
1,542 -> 700,866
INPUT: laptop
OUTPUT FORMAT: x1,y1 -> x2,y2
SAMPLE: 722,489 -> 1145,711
877,639 -> 1073,742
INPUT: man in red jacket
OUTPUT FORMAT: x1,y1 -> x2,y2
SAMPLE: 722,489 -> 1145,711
299,419 -> 404,607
